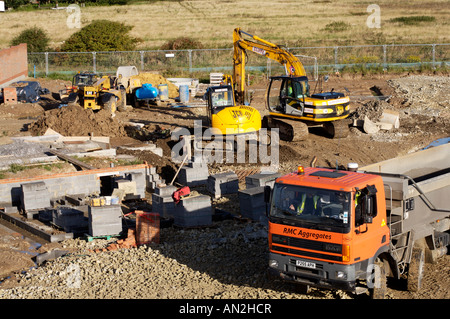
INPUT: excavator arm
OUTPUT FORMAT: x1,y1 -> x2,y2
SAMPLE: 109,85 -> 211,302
232,27 -> 307,104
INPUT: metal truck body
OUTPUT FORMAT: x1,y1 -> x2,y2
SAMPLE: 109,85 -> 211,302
266,143 -> 450,297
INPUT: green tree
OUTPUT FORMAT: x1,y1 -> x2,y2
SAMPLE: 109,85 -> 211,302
60,20 -> 139,52
11,27 -> 50,52
4,0 -> 28,10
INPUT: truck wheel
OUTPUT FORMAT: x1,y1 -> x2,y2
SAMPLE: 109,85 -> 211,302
407,247 -> 425,292
369,260 -> 387,299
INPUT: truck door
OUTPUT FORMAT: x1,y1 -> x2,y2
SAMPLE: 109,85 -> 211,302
352,185 -> 389,263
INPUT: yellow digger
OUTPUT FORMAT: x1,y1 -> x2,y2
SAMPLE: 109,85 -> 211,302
204,74 -> 261,135
233,28 -> 351,141
67,73 -> 125,116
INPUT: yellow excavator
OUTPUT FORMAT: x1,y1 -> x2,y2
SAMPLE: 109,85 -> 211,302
233,28 -> 351,141
204,74 -> 261,135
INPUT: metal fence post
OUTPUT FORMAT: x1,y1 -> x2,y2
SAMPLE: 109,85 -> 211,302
45,52 -> 49,76
188,50 -> 193,73
140,51 -> 145,71
432,44 -> 436,69
92,52 -> 96,73
334,46 -> 338,72
383,45 -> 387,71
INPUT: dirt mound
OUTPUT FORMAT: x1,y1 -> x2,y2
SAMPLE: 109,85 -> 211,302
29,104 -> 127,137
131,73 -> 179,98
350,99 -> 391,122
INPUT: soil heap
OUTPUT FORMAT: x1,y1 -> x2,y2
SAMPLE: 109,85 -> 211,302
29,104 -> 127,137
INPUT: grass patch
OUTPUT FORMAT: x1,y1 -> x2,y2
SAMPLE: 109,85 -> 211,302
389,16 -> 436,25
323,21 -> 351,32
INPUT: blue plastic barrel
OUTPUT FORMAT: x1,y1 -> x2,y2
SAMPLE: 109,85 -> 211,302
135,83 -> 158,100
179,85 -> 189,103
158,84 -> 169,101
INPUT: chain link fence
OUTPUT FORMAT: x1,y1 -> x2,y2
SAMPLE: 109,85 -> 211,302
28,43 -> 449,81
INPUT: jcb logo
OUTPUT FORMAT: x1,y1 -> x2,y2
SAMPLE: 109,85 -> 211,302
231,110 -> 243,119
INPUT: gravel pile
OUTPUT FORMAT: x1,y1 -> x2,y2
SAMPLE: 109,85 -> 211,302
388,75 -> 450,115
0,220 -> 350,299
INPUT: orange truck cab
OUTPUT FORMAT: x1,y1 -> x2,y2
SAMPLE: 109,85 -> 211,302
266,144 -> 450,298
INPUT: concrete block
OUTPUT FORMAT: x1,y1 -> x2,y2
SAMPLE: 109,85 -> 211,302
154,185 -> 177,197
173,195 -> 212,227
207,171 -> 239,198
114,178 -> 137,196
88,205 -> 123,237
238,186 -> 266,221
245,172 -> 281,189
177,166 -> 208,186
21,181 -> 47,192
52,206 -> 86,233
21,182 -> 51,211
65,194 -> 87,206
152,193 -> 176,219
0,203 -> 18,214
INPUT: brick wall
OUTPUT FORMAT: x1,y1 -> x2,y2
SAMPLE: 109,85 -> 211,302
0,43 -> 28,88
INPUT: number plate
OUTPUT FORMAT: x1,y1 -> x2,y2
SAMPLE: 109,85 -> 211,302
296,260 -> 316,269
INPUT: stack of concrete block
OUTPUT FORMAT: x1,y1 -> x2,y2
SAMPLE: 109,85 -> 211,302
88,205 -> 123,237
146,166 -> 165,191
173,194 -> 212,228
238,186 -> 266,221
177,156 -> 209,187
52,205 -> 86,233
245,172 -> 281,189
207,171 -> 239,198
151,185 -> 177,219
20,182 -> 51,212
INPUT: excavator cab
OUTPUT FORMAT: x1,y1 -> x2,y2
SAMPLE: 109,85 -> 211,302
267,76 -> 310,116
206,85 -> 235,111
204,84 -> 261,135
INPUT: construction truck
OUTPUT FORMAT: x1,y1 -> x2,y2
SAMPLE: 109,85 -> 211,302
66,73 -> 124,116
264,143 -> 450,298
233,28 -> 351,141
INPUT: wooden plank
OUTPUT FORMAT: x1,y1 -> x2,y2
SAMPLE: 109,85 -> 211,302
48,150 -> 96,170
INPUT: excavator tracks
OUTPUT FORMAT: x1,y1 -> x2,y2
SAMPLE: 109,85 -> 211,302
263,116 -> 309,142
323,119 -> 351,139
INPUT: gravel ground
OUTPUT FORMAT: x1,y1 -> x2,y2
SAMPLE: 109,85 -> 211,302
1,217 -> 448,301
0,220 -> 354,300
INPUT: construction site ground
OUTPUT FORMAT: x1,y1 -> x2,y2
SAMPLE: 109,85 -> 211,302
0,72 -> 449,300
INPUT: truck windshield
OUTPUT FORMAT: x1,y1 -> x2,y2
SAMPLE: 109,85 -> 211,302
270,184 -> 351,231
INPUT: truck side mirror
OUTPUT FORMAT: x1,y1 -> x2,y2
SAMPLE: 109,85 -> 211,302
363,195 -> 374,224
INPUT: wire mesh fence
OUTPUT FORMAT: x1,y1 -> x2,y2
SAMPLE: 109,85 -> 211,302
28,43 -> 449,81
